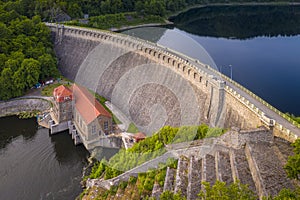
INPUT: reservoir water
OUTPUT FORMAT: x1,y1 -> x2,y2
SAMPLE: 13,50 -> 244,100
122,5 -> 300,116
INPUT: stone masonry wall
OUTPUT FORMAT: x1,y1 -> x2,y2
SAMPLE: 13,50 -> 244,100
47,24 -> 299,142
0,98 -> 52,117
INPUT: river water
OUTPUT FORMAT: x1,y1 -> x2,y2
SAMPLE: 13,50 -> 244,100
0,116 -> 89,200
122,5 -> 300,116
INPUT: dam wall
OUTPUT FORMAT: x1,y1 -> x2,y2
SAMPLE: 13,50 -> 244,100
47,23 -> 299,142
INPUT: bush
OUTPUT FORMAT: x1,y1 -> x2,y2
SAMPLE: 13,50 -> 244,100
92,124 -> 224,180
198,181 -> 257,200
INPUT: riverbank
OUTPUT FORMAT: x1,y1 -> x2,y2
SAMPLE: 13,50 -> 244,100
110,20 -> 173,32
167,1 -> 300,19
0,97 -> 52,118
64,1 -> 300,33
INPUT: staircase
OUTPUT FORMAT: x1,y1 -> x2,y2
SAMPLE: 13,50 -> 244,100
86,128 -> 296,200
151,140 -> 293,200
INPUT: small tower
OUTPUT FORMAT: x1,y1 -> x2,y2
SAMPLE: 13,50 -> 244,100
53,85 -> 73,123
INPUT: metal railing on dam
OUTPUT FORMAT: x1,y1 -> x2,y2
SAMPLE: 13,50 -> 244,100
45,23 -> 300,142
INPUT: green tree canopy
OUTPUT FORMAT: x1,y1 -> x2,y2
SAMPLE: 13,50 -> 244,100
0,0 -> 59,100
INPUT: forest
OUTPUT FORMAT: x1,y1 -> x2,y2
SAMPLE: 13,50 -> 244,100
9,0 -> 300,21
0,0 -> 59,100
170,5 -> 300,39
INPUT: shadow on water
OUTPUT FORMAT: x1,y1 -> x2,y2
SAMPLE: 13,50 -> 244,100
0,116 -> 38,149
169,5 -> 300,39
50,131 -> 119,164
50,131 -> 89,164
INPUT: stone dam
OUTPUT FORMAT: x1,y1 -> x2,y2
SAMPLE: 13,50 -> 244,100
45,24 -> 300,199
47,23 -> 300,143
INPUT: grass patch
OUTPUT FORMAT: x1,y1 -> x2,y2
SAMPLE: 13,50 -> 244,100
127,123 -> 139,133
113,115 -> 122,124
18,110 -> 40,119
286,113 -> 300,124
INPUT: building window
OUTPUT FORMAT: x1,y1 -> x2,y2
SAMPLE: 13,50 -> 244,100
104,121 -> 108,130
91,125 -> 96,135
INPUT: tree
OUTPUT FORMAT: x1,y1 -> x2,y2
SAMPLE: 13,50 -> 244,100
285,139 -> 300,180
270,188 -> 300,200
198,181 -> 257,200
13,68 -> 26,96
38,54 -> 59,80
0,67 -> 14,100
21,58 -> 41,88
160,190 -> 186,200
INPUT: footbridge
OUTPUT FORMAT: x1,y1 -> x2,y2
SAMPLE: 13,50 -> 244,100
46,23 -> 300,142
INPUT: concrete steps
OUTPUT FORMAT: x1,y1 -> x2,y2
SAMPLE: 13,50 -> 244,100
273,137 -> 294,165
215,150 -> 233,184
231,149 -> 256,192
202,154 -> 216,186
152,182 -> 163,199
187,156 -> 202,200
163,166 -> 177,192
113,187 -> 124,200
245,142 -> 294,199
174,156 -> 189,196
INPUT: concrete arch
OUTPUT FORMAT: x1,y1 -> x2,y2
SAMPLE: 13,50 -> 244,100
75,30 -> 80,35
172,60 -> 176,66
182,65 -> 186,72
82,31 -> 87,36
132,42 -> 136,48
194,72 -> 198,80
136,44 -> 142,50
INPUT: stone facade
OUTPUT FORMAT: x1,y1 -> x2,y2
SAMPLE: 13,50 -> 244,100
53,98 -> 72,123
73,107 -> 112,142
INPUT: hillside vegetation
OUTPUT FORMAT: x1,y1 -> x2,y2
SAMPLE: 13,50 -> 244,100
20,0 -> 300,20
86,124 -> 224,180
0,0 -> 59,100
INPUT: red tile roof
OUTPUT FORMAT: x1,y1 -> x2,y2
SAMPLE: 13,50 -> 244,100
53,85 -> 73,102
71,84 -> 111,124
133,132 -> 146,140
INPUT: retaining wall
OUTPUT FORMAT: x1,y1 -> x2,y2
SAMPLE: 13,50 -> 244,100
0,98 -> 52,117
